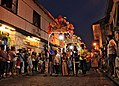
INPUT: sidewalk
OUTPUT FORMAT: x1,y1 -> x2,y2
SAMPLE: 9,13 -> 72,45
106,75 -> 119,86
100,69 -> 119,86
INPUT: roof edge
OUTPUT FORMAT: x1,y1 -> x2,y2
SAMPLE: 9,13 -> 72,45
33,0 -> 55,21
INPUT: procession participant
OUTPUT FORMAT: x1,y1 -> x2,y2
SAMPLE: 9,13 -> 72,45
0,45 -> 7,79
62,52 -> 68,76
79,44 -> 87,74
107,35 -> 117,77
73,46 -> 79,76
54,50 -> 60,76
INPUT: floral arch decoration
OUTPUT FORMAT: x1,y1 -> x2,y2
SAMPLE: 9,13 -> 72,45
48,15 -> 74,36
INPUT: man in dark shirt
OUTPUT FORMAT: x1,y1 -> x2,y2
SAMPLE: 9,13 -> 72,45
73,46 -> 79,76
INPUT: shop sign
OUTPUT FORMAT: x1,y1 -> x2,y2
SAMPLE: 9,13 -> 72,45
24,36 -> 40,47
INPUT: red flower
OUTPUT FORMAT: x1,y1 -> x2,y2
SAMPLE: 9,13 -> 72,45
48,30 -> 51,34
58,15 -> 62,19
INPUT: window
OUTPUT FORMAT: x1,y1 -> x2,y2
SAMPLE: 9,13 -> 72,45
0,0 -> 18,14
33,10 -> 41,28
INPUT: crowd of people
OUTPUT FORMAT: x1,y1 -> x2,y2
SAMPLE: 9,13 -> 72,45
42,44 -> 95,76
0,43 -> 95,79
0,35 -> 119,80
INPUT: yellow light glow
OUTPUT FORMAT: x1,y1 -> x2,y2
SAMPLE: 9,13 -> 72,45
93,42 -> 96,46
0,24 -> 15,33
32,37 -> 40,41
26,36 -> 40,42
64,17 -> 67,19
26,36 -> 35,42
25,36 -> 40,47
6,26 -> 15,31
0,25 -> 11,33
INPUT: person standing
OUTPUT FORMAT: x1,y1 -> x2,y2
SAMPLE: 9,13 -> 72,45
49,48 -> 54,76
9,46 -> 17,76
54,50 -> 60,76
44,49 -> 49,76
107,35 -> 117,77
115,31 -> 119,78
62,52 -> 68,76
27,53 -> 33,75
115,52 -> 119,78
32,52 -> 38,72
6,47 -> 11,77
85,52 -> 91,71
73,46 -> 79,76
19,49 -> 24,74
91,51 -> 99,71
0,45 -> 7,79
23,49 -> 28,74
79,44 -> 87,74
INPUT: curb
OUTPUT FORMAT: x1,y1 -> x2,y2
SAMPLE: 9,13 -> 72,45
106,75 -> 119,86
100,69 -> 119,86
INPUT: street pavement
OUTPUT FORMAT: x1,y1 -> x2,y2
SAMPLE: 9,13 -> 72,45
0,69 -> 118,86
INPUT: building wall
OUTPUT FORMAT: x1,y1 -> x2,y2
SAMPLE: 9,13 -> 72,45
0,0 -> 54,40
0,0 -> 60,51
92,24 -> 101,40
92,24 -> 102,49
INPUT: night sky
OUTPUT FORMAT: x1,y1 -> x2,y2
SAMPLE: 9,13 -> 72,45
38,0 -> 107,50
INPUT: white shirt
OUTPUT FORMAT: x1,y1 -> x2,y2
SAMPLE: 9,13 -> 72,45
54,53 -> 60,65
107,39 -> 117,55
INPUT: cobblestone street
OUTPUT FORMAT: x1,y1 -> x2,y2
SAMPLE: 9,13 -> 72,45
0,70 -> 117,86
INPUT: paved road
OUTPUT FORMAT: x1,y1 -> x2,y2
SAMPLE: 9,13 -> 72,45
0,70 -> 117,86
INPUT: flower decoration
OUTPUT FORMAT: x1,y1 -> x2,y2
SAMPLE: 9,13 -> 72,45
48,15 -> 74,34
